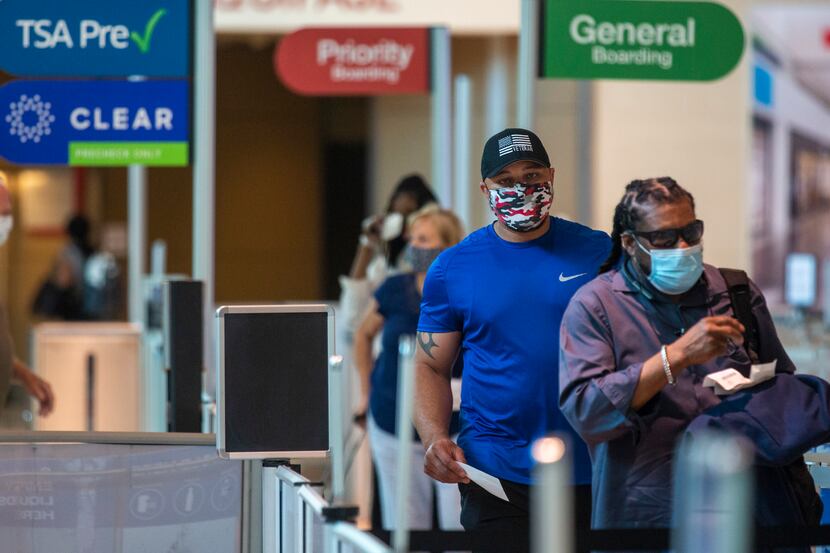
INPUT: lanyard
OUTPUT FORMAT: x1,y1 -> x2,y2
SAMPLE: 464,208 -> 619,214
620,258 -> 704,338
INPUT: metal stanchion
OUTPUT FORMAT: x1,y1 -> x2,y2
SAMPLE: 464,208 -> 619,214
672,432 -> 753,553
393,336 -> 417,553
453,74 -> 472,228
431,27 -> 452,208
517,0 -> 540,129
531,435 -> 574,553
329,355 -> 346,501
262,465 -> 278,553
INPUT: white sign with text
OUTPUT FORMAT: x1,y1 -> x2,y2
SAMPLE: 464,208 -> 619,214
214,0 -> 520,34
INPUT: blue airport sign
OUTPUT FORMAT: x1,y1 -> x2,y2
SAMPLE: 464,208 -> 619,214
0,0 -> 190,78
0,80 -> 190,167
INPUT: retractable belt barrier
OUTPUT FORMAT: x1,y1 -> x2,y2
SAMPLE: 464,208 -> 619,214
262,460 -> 830,553
367,526 -> 830,552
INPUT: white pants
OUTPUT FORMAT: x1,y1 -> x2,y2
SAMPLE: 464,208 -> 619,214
368,414 -> 463,531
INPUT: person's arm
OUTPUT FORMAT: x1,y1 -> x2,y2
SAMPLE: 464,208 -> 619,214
353,300 -> 384,417
349,240 -> 378,280
630,316 -> 745,409
349,217 -> 382,280
414,330 -> 469,484
12,357 -> 54,416
560,293 -> 745,444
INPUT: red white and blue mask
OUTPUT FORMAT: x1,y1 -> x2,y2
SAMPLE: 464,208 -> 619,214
488,182 -> 552,232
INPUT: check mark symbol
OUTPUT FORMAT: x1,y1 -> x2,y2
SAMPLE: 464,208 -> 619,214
559,272 -> 587,283
131,8 -> 167,53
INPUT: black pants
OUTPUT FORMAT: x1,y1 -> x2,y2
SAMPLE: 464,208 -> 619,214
458,480 -> 591,553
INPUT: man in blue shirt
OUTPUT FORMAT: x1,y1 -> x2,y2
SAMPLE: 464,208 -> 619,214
414,128 -> 610,545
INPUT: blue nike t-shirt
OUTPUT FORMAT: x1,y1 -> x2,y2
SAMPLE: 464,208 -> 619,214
418,217 -> 611,485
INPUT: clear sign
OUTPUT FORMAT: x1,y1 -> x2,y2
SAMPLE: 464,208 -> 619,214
542,0 -> 745,81
0,80 -> 190,167
0,0 -> 190,77
275,28 -> 430,96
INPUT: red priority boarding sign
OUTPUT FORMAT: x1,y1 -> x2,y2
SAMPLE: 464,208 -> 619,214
275,27 -> 430,95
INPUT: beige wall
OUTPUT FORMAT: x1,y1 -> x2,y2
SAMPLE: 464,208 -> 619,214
589,0 -> 776,273
590,71 -> 752,270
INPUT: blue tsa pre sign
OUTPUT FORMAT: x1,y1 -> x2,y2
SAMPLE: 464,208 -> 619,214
0,80 -> 190,167
0,0 -> 190,77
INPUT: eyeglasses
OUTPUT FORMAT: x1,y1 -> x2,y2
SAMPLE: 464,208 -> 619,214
628,219 -> 704,249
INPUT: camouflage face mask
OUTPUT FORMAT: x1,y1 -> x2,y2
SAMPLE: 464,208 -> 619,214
488,182 -> 552,232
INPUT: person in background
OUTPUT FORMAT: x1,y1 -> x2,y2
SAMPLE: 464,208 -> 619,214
33,214 -> 120,321
0,178 -> 54,419
354,206 -> 464,531
339,174 -> 438,343
414,128 -> 610,547
558,177 -> 800,529
338,175 -> 438,529
33,214 -> 93,320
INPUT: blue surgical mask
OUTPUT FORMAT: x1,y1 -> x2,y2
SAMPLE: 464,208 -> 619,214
634,239 -> 704,295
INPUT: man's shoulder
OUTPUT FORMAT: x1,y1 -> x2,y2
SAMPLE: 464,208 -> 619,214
553,217 -> 611,249
434,226 -> 491,268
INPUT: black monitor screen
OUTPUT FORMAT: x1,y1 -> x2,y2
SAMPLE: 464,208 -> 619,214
222,311 -> 329,455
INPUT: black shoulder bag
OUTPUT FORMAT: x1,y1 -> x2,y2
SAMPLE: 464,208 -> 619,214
719,267 -> 824,527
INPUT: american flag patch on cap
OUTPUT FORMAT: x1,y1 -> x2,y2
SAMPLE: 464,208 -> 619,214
498,134 -> 533,156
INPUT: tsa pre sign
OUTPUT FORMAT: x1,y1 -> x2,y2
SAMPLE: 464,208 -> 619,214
275,28 -> 430,95
0,0 -> 190,77
542,0 -> 745,81
0,80 -> 189,167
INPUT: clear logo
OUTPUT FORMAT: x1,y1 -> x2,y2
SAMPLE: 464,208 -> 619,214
5,94 -> 55,144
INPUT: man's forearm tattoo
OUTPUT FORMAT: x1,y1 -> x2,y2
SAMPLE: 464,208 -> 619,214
418,332 -> 438,360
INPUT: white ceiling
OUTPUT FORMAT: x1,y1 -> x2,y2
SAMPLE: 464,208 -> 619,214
752,4 -> 830,105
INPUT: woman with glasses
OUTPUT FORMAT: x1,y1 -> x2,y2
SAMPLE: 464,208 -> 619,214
558,177 -> 796,529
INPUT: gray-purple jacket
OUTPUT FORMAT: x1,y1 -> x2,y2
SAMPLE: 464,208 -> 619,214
559,261 -> 794,528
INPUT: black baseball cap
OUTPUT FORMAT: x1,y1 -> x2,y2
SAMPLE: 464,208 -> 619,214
480,128 -> 550,180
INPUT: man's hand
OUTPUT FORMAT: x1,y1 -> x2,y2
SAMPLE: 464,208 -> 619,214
670,315 -> 745,369
424,438 -> 470,484
19,368 -> 54,417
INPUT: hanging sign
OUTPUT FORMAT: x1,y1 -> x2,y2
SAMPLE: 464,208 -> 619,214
0,80 -> 190,167
541,0 -> 745,81
215,0 -> 520,35
275,28 -> 430,95
0,0 -> 190,78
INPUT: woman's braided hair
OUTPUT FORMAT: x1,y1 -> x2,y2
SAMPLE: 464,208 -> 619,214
599,177 -> 696,273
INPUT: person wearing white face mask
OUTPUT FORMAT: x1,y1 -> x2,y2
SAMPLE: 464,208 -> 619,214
0,179 -> 54,420
354,206 -> 464,532
559,177 -> 796,530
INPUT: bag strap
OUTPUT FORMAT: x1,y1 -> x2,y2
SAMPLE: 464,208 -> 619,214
718,268 -> 760,364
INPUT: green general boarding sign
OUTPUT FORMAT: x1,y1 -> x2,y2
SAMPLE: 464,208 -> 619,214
542,0 -> 745,81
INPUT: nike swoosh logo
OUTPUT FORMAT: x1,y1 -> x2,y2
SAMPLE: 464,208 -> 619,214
559,272 -> 587,282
